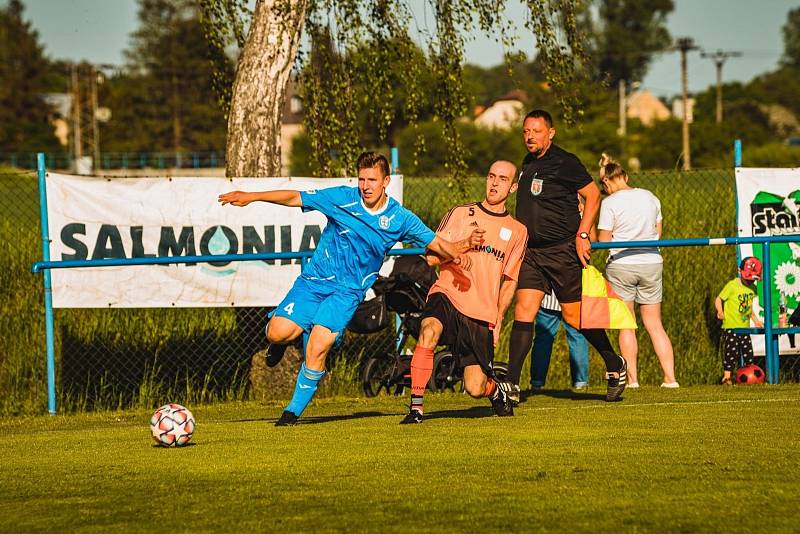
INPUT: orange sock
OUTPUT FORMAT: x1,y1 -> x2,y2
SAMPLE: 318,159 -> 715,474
483,378 -> 497,398
410,346 -> 434,397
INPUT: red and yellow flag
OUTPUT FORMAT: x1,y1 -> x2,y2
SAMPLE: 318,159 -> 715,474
580,266 -> 637,330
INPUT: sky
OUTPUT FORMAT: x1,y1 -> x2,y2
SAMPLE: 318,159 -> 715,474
17,0 -> 793,98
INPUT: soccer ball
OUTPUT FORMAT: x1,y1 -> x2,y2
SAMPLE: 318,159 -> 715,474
735,364 -> 765,385
150,403 -> 195,447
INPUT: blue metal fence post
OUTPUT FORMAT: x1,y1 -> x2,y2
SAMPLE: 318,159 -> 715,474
390,147 -> 404,348
391,147 -> 399,174
761,242 -> 777,384
734,139 -> 742,167
36,153 -> 57,414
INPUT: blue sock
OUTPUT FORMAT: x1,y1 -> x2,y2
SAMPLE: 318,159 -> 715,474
285,362 -> 326,417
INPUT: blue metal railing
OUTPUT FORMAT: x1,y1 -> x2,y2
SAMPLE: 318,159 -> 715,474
593,235 -> 800,385
31,247 -> 427,273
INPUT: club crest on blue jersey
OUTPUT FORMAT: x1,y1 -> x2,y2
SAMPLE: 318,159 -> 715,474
531,178 -> 543,196
379,215 -> 390,229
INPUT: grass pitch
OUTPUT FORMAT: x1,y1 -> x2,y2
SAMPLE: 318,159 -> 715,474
1,385 -> 799,532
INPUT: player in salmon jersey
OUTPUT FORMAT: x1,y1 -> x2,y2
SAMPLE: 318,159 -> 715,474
400,160 -> 528,424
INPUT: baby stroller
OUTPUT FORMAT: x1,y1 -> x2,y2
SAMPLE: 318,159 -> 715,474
347,255 -> 508,396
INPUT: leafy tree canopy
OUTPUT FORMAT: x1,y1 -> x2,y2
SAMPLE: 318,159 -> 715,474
0,0 -> 61,153
583,0 -> 674,86
102,0 -> 230,154
782,7 -> 800,68
200,0 -> 590,184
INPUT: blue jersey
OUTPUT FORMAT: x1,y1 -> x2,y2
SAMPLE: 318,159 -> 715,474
299,186 -> 436,291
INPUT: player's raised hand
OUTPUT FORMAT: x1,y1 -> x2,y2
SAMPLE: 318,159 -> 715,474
218,191 -> 252,207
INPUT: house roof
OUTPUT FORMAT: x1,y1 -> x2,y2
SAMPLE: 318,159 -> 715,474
492,89 -> 528,105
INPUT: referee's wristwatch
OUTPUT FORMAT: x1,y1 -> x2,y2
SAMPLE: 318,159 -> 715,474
577,231 -> 590,240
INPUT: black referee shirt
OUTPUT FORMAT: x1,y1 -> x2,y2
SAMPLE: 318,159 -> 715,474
516,144 -> 593,248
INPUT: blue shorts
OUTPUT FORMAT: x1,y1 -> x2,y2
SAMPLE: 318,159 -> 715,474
270,276 -> 363,345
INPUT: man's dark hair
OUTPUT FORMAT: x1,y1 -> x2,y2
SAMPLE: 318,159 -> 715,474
524,109 -> 554,128
356,151 -> 390,178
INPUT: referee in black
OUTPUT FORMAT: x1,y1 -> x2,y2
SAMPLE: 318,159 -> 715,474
506,109 -> 627,402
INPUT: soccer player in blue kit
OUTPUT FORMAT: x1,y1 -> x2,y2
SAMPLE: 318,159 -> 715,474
219,152 -> 483,425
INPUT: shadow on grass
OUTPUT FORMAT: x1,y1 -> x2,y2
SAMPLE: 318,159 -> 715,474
151,442 -> 198,449
424,406 -> 496,420
301,405 -> 504,423
237,405 -> 500,425
233,411 -> 392,425
520,389 -> 606,402
294,411 -> 391,425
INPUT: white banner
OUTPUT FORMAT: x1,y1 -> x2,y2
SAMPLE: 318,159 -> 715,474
46,174 -> 404,308
735,167 -> 800,355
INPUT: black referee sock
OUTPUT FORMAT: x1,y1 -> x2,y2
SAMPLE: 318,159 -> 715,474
508,320 -> 535,385
579,328 -> 623,373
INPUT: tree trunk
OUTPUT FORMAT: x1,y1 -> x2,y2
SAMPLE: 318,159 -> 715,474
225,0 -> 307,178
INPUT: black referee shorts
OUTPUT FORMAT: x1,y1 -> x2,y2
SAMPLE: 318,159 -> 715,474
422,292 -> 494,371
517,239 -> 583,303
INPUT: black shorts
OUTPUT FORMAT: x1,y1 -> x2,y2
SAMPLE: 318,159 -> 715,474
517,239 -> 583,303
422,292 -> 494,371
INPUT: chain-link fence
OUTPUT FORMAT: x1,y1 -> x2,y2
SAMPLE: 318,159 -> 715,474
2,166 -> 799,415
0,151 -> 224,171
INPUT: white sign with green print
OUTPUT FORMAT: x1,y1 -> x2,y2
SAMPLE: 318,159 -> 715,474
735,167 -> 800,355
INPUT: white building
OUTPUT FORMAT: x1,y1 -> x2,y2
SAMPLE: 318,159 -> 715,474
474,91 -> 527,131
671,97 -> 695,124
626,90 -> 671,126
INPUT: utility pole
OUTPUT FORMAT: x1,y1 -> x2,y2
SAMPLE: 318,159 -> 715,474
701,49 -> 742,124
618,79 -> 627,137
676,37 -> 698,171
68,63 -> 114,173
90,66 -> 100,168
70,64 -> 82,166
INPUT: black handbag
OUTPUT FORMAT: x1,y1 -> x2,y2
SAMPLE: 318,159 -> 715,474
347,294 -> 389,334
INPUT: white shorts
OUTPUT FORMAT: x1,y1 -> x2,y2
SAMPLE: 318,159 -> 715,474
605,262 -> 663,304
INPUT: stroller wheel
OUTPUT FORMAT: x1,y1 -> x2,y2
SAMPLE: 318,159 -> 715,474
362,355 -> 397,397
429,350 -> 460,393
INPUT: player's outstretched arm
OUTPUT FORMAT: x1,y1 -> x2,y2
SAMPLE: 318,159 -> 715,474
218,190 -> 302,208
427,229 -> 484,259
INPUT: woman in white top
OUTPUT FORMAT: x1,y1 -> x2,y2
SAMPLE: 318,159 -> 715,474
596,154 -> 677,388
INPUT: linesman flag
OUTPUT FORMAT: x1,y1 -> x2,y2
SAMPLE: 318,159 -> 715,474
580,266 -> 637,330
